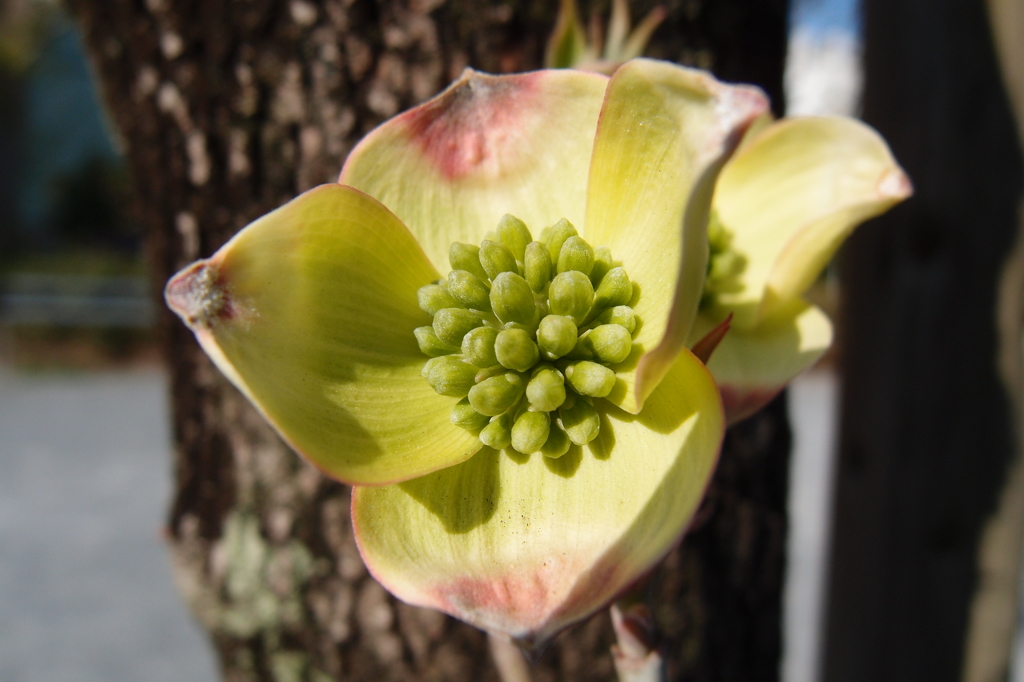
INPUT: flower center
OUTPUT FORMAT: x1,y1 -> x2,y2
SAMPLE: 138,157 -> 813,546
415,214 -> 638,459
701,211 -> 747,310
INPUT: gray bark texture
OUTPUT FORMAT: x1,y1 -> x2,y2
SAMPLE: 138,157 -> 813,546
68,1 -> 789,679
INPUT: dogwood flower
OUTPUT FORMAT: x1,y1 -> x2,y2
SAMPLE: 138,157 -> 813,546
692,116 -> 912,422
164,57 -> 903,647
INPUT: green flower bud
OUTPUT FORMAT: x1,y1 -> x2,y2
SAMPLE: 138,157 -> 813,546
495,328 -> 540,372
593,267 -> 633,311
475,365 -> 506,383
461,326 -> 499,367
433,308 -> 487,346
479,240 -> 519,280
468,373 -> 525,416
537,315 -> 578,360
557,235 -> 595,276
479,413 -> 513,450
447,270 -> 492,312
497,214 -> 532,261
709,250 -> 745,282
586,324 -> 632,364
512,410 -> 550,454
526,366 -> 566,412
541,423 -> 571,459
549,271 -> 594,325
545,218 -> 578,264
414,326 -> 459,357
707,211 -> 730,250
593,305 -> 636,334
422,226 -> 643,456
422,355 -> 477,397
590,246 -> 613,286
565,361 -> 617,398
450,397 -> 491,431
490,272 -> 537,326
565,329 -> 594,360
418,284 -> 460,316
561,390 -> 577,410
535,297 -> 550,319
559,397 -> 600,445
449,242 -> 489,282
524,241 -> 552,293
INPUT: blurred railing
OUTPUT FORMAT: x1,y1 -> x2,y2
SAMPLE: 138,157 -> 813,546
0,274 -> 155,328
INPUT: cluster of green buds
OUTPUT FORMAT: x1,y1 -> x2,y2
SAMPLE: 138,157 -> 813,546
701,211 -> 747,309
415,214 -> 637,459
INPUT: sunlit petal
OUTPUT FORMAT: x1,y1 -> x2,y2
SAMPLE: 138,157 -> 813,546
165,185 -> 481,485
712,116 -> 912,327
352,349 -> 724,645
586,59 -> 769,413
340,68 -> 609,272
691,301 -> 832,423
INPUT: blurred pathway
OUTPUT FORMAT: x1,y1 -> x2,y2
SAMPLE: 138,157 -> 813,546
0,367 -> 216,682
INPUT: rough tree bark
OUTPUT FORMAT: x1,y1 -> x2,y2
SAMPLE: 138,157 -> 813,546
68,1 -> 789,679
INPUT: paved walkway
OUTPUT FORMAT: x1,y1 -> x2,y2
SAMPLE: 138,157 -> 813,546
0,367 -> 215,682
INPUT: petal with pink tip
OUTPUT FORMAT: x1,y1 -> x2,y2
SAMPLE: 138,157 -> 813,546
690,301 -> 833,424
352,348 -> 724,647
584,59 -> 769,414
710,116 -> 913,328
165,185 -> 481,486
340,68 -> 609,272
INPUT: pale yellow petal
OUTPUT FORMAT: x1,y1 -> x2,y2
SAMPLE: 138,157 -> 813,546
165,185 -> 480,485
586,58 -> 769,413
352,349 -> 724,645
340,68 -> 609,272
691,301 -> 833,423
712,116 -> 912,327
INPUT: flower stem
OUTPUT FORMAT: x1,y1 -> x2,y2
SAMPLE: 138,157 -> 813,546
488,632 -> 533,682
611,600 -> 665,682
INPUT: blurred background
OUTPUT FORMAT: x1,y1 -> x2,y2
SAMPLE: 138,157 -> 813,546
0,3 -> 216,680
1,0 -> 1021,680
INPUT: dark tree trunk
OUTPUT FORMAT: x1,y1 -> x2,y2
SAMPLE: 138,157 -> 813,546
0,68 -> 25,257
822,0 -> 1024,680
68,1 -> 789,679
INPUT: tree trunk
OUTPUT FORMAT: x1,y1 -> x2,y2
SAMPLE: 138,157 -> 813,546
68,1 -> 789,679
822,0 -> 1024,680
